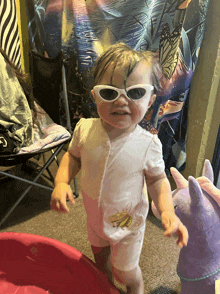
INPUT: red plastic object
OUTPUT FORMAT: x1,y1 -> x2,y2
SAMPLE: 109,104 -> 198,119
0,232 -> 119,294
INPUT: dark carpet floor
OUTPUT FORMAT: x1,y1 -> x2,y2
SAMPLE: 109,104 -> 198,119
0,150 -> 181,293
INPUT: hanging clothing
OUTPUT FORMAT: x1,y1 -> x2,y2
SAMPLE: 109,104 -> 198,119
0,53 -> 33,154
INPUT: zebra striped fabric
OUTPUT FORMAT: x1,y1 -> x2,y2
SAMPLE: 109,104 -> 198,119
0,0 -> 21,70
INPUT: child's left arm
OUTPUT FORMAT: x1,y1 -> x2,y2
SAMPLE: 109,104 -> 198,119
147,176 -> 188,248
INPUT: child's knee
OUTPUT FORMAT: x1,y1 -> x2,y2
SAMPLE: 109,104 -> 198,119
113,266 -> 143,287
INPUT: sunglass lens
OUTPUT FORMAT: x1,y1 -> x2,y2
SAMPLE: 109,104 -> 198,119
99,89 -> 118,101
127,88 -> 146,100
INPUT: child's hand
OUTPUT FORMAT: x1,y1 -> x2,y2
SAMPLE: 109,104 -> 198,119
161,211 -> 188,249
50,182 -> 75,213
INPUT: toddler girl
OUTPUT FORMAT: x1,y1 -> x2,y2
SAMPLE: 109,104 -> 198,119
51,43 -> 188,294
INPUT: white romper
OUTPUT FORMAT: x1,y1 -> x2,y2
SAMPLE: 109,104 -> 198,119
68,118 -> 165,271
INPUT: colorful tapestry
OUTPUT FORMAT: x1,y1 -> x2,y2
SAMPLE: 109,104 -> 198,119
26,0 -> 210,173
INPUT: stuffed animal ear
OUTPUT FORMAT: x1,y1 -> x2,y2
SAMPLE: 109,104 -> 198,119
202,159 -> 214,183
170,167 -> 188,189
188,176 -> 205,206
197,176 -> 220,207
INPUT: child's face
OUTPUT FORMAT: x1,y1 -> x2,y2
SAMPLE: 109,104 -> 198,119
91,61 -> 156,133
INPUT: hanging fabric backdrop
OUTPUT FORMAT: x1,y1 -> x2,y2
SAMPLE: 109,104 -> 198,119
26,0 -> 210,174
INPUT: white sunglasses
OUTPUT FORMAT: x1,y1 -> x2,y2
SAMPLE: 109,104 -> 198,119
93,84 -> 154,102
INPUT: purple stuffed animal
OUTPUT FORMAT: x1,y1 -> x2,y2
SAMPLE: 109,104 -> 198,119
152,160 -> 220,294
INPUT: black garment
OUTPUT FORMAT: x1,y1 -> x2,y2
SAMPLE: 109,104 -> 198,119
0,125 -> 15,154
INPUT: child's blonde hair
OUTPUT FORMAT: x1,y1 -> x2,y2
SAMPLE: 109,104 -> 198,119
93,43 -> 162,93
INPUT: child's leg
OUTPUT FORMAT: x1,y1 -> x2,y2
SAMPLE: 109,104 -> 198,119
113,266 -> 144,294
91,245 -> 113,281
110,227 -> 146,293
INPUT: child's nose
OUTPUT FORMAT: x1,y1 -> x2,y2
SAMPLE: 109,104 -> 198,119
114,94 -> 129,105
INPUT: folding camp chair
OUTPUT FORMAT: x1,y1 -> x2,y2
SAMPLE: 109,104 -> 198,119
0,50 -> 79,227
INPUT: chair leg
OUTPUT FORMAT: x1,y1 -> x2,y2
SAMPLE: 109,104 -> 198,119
0,181 -> 44,227
0,170 -> 54,191
45,166 -> 54,183
73,177 -> 79,198
0,143 -> 79,227
0,144 -> 64,227
50,149 -> 59,167
45,148 -> 79,198
41,152 -> 55,183
62,64 -> 72,133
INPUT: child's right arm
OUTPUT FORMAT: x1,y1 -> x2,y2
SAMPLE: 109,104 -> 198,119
50,151 -> 81,213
